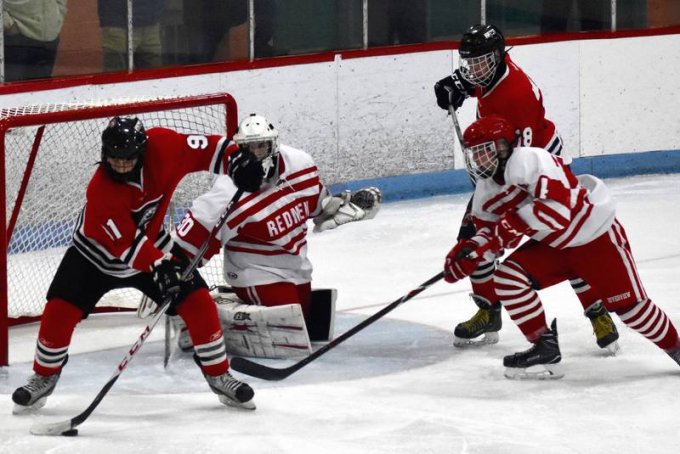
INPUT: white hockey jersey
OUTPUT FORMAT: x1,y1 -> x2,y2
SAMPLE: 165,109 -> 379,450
471,146 -> 616,249
174,144 -> 325,287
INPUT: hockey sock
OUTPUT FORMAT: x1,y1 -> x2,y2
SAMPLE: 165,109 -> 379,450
470,259 -> 499,304
494,259 -> 547,342
616,298 -> 679,351
570,277 -> 602,311
33,298 -> 83,376
176,288 -> 228,376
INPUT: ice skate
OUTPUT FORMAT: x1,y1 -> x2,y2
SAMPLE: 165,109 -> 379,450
668,347 -> 680,367
204,371 -> 256,410
585,302 -> 620,354
503,319 -> 564,380
453,295 -> 502,347
12,372 -> 61,414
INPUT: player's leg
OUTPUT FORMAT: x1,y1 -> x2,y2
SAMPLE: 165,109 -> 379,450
574,220 -> 680,364
141,272 -> 255,409
12,247 -> 108,413
494,240 -> 571,379
452,197 -> 503,347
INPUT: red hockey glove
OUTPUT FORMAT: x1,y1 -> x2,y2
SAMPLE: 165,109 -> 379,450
443,228 -> 499,284
495,209 -> 530,249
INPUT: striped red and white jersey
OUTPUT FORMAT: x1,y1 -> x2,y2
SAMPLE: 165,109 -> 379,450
471,146 -> 616,249
73,127 -> 231,277
174,144 -> 325,287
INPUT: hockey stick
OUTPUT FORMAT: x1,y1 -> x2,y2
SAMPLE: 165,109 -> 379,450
230,271 -> 445,381
30,189 -> 244,436
448,105 -> 466,152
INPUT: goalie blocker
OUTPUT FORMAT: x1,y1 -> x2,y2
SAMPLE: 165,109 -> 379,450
172,287 -> 336,359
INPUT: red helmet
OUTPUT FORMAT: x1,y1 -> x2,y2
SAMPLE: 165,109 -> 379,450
462,115 -> 517,180
463,115 -> 516,147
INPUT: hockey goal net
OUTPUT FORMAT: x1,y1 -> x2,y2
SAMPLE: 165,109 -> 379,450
0,93 -> 238,366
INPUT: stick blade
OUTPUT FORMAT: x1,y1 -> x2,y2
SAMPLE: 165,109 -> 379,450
230,357 -> 294,381
30,419 -> 76,436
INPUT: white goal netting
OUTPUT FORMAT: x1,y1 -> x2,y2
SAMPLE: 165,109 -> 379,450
1,94 -> 236,321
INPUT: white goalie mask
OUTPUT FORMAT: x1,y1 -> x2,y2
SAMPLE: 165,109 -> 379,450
233,114 -> 280,178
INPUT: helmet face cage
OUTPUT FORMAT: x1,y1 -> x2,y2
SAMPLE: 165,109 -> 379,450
233,114 -> 280,176
459,52 -> 500,87
464,140 -> 499,180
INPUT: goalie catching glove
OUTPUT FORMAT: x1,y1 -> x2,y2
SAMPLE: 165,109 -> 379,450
313,187 -> 382,232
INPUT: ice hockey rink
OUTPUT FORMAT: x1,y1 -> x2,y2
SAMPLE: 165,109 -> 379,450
1,173 -> 680,454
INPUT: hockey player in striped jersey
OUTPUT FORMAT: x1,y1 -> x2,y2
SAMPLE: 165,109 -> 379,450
434,23 -> 619,351
12,117 -> 255,414
443,115 -> 680,379
173,114 -> 381,358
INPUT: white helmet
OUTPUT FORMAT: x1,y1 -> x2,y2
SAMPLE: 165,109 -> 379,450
233,114 -> 279,177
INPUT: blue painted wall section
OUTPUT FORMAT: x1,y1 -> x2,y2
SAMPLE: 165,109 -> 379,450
330,149 -> 680,202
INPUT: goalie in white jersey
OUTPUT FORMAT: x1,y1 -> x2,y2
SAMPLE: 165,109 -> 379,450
173,114 -> 381,358
442,114 -> 680,379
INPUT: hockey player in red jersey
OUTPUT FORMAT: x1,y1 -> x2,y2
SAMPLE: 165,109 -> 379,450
434,23 -> 619,351
12,117 -> 256,414
444,115 -> 680,379
172,114 -> 382,358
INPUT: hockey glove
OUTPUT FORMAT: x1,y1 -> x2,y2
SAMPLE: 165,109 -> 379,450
349,186 -> 382,220
152,253 -> 185,301
228,148 -> 264,193
313,187 -> 382,232
443,227 -> 499,283
495,209 -> 530,249
434,70 -> 474,111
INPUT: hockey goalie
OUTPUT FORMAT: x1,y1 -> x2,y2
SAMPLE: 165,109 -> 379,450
169,113 -> 382,359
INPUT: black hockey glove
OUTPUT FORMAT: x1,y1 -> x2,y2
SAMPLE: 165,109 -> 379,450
434,70 -> 474,111
152,254 -> 185,301
228,148 -> 264,193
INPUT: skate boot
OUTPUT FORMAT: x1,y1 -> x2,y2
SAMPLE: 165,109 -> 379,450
503,319 -> 564,380
170,315 -> 193,352
204,371 -> 256,410
453,295 -> 502,347
668,347 -> 680,367
12,372 -> 61,414
585,302 -> 620,354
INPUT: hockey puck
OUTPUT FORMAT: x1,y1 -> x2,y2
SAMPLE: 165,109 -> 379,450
61,429 -> 79,437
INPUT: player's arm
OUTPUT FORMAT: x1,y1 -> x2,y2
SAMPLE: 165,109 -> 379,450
173,176 -> 235,265
312,186 -> 382,232
148,127 -> 234,176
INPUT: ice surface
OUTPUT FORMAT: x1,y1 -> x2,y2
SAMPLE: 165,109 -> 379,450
2,174 -> 680,453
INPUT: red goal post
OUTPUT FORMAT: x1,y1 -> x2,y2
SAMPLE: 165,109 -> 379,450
0,93 -> 238,366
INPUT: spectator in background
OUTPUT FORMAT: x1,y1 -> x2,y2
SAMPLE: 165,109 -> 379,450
182,0 -> 276,64
97,0 -> 166,72
540,0 -> 608,33
2,0 -> 68,82
368,0 -> 427,46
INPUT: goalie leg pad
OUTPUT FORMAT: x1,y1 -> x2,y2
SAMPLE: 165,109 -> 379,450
215,294 -> 312,359
307,288 -> 336,342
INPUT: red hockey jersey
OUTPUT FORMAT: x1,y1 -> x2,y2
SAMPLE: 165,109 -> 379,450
475,54 -> 567,164
174,144 -> 326,287
73,127 -> 231,277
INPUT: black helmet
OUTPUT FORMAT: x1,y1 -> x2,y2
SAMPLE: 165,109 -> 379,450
101,117 -> 147,181
458,24 -> 505,87
459,24 -> 505,59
